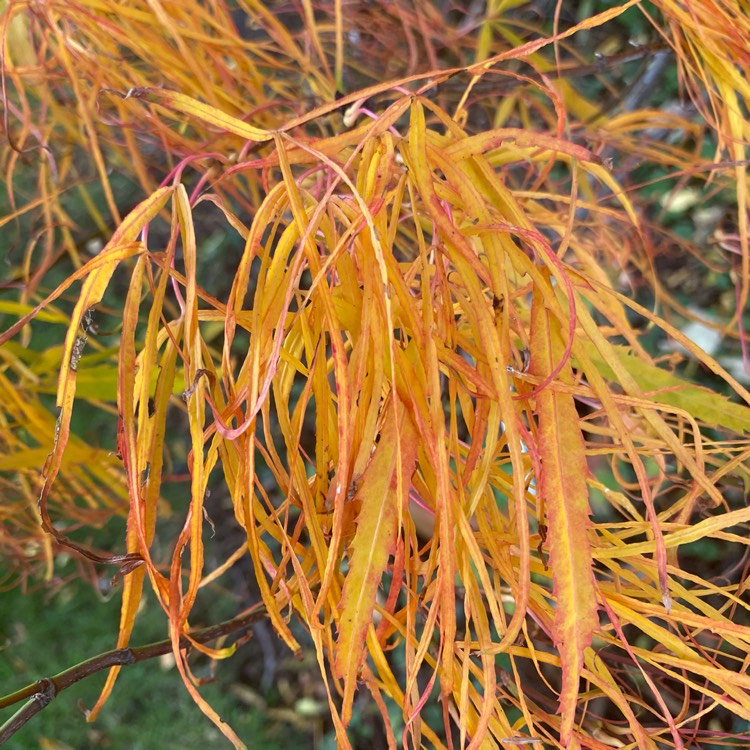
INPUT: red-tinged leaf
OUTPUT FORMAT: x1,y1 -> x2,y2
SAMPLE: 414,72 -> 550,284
528,283 -> 598,748
89,185 -> 187,720
87,255 -> 150,723
173,184 -> 209,624
29,190 -> 174,579
334,403 -> 418,724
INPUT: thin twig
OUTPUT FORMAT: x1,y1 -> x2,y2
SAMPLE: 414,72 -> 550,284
0,606 -> 266,745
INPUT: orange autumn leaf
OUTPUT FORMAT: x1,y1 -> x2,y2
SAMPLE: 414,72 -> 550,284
334,402 -> 418,724
528,282 -> 598,748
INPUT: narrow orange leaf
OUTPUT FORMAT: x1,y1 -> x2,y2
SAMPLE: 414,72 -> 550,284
528,283 -> 598,748
334,403 -> 418,724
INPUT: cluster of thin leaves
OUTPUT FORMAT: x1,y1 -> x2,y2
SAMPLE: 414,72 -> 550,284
2,1 -> 750,748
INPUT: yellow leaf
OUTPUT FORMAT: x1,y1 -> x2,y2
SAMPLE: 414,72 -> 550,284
126,87 -> 274,143
585,342 -> 750,434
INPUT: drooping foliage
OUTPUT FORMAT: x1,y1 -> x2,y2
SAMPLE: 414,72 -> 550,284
2,1 -> 750,748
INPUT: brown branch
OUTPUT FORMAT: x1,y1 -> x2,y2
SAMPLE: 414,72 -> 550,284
0,606 -> 267,745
